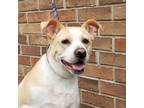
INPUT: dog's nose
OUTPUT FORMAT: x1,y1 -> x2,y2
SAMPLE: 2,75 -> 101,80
74,48 -> 86,59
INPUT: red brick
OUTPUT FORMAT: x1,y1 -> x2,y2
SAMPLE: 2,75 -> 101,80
80,103 -> 95,108
88,51 -> 96,63
78,7 -> 111,21
30,57 -> 40,66
56,9 -> 76,22
100,81 -> 126,98
84,64 -> 113,80
39,0 -> 63,10
92,37 -> 112,51
18,55 -> 30,65
78,77 -> 99,92
100,52 -> 126,67
27,0 -> 39,11
82,91 -> 114,108
18,13 -> 27,23
18,0 -> 38,12
19,23 -> 41,34
18,1 -> 27,12
18,35 -> 27,44
18,76 -> 24,84
28,34 -> 49,45
116,99 -> 126,108
27,11 -> 51,23
67,22 -> 82,27
115,68 -> 126,83
99,0 -> 124,5
114,5 -> 126,20
100,21 -> 126,36
115,38 -> 126,52
21,46 -> 41,56
66,0 -> 96,7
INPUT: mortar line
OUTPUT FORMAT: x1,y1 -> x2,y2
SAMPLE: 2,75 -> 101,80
98,49 -> 126,55
80,75 -> 126,85
18,44 -> 48,47
25,12 -> 28,24
75,9 -> 79,22
96,0 -> 99,6
99,35 -> 126,38
80,102 -> 100,108
79,89 -> 83,103
19,3 -> 126,13
99,78 -> 126,85
26,34 -> 29,45
96,51 -> 100,65
37,0 -> 40,11
63,0 -> 66,9
81,89 -> 125,100
86,62 -> 126,70
111,5 -> 114,21
112,36 -> 115,52
64,3 -> 126,9
98,79 -> 101,95
114,97 -> 117,108
18,54 -> 41,58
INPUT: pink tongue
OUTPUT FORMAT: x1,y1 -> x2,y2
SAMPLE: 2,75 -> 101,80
72,64 -> 85,71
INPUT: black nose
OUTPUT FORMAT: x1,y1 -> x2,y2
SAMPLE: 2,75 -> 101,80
74,48 -> 86,59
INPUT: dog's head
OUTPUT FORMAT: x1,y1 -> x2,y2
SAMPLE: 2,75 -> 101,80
41,19 -> 102,76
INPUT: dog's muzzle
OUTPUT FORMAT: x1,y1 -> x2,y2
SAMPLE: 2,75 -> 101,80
61,59 -> 86,74
61,48 -> 87,74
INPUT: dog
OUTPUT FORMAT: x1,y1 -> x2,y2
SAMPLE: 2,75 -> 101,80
18,19 -> 102,108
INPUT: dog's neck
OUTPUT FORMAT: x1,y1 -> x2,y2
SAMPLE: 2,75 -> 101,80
28,54 -> 78,97
45,45 -> 75,79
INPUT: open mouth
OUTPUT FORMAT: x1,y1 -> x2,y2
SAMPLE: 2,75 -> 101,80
61,59 -> 85,74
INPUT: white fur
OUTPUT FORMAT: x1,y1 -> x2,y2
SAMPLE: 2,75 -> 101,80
60,28 -> 90,64
19,54 -> 79,108
18,21 -> 96,108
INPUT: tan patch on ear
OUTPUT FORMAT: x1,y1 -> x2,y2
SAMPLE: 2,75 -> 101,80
81,19 -> 103,39
41,19 -> 65,39
81,19 -> 103,31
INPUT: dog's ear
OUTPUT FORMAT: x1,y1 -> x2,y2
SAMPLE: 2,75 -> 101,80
41,19 -> 64,39
81,19 -> 103,40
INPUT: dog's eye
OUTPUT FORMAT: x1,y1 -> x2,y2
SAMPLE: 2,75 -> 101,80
82,38 -> 89,44
61,39 -> 70,44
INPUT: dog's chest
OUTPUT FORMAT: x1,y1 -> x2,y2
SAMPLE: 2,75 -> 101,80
30,85 -> 78,108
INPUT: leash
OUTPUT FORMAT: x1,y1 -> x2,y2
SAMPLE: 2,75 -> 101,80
51,0 -> 59,20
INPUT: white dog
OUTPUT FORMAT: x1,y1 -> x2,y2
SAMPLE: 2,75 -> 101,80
18,19 -> 102,108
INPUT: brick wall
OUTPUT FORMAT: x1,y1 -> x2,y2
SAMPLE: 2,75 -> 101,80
18,0 -> 126,108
